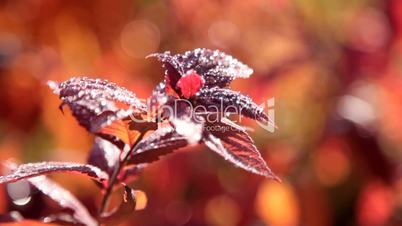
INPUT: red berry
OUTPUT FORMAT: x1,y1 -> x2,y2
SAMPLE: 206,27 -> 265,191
176,70 -> 204,98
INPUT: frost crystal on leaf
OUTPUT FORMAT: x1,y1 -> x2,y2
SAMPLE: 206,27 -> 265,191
0,48 -> 279,225
30,176 -> 98,226
148,48 -> 277,179
171,116 -> 203,145
195,87 -> 269,122
0,161 -> 109,184
149,48 -> 253,90
87,137 -> 121,176
128,125 -> 189,165
48,77 -> 150,149
48,77 -> 146,133
203,120 -> 279,180
177,48 -> 253,87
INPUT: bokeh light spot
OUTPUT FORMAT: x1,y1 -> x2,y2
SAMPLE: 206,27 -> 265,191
314,138 -> 351,186
134,190 -> 148,210
205,195 -> 241,226
255,180 -> 299,226
208,20 -> 239,48
164,200 -> 192,226
357,182 -> 394,226
120,20 -> 160,59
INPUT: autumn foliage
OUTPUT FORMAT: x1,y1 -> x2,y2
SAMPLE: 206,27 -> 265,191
1,0 -> 402,226
0,49 -> 277,225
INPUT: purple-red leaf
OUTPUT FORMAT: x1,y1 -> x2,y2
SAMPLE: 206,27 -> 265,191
87,138 -> 144,184
203,119 -> 279,180
0,162 -> 109,184
195,87 -> 269,122
29,176 -> 97,226
149,82 -> 168,108
2,162 -> 97,226
48,77 -> 147,149
48,77 -> 146,131
127,126 -> 189,165
177,48 -> 253,88
87,138 -> 120,176
118,165 -> 145,184
149,48 -> 253,89
147,52 -> 183,92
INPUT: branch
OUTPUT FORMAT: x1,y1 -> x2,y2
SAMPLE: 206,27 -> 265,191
98,132 -> 145,218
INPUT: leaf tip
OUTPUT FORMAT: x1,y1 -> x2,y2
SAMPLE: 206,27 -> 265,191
266,173 -> 282,182
47,80 -> 60,94
145,53 -> 157,59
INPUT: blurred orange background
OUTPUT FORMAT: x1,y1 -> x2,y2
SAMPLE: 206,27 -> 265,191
1,0 -> 402,225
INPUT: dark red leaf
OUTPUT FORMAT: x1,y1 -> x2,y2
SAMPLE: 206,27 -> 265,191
87,138 -> 120,176
195,87 -> 270,122
29,176 -> 97,226
118,165 -> 145,184
0,162 -> 109,184
127,126 -> 189,165
2,162 -> 97,226
147,52 -> 183,92
149,48 -> 253,89
48,77 -> 147,148
87,138 -> 145,184
203,119 -> 279,180
177,48 -> 253,88
149,82 -> 168,108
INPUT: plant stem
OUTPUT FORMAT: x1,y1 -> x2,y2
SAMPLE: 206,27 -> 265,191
98,132 -> 145,217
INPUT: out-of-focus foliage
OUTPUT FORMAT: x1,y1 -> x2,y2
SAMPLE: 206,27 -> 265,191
1,0 -> 402,225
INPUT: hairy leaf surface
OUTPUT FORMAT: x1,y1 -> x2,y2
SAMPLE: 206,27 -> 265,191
49,77 -> 147,149
0,162 -> 108,184
150,48 -> 253,89
203,119 -> 278,179
30,176 -> 97,226
87,138 -> 121,176
128,126 -> 188,165
195,87 -> 269,122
